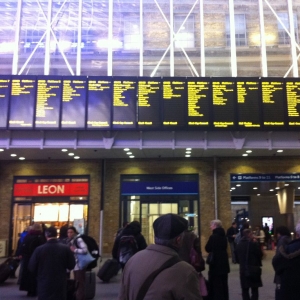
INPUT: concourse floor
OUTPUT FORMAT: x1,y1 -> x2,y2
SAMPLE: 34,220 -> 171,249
1,250 -> 276,300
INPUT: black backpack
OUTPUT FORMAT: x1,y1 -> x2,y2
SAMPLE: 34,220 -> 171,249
118,235 -> 138,265
74,234 -> 100,269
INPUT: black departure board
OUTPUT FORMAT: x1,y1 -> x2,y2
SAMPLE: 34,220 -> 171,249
137,78 -> 161,129
9,75 -> 36,128
212,79 -> 236,129
61,76 -> 87,129
35,76 -> 62,129
236,79 -> 262,129
162,77 -> 186,128
187,78 -> 211,128
261,79 -> 286,128
87,76 -> 112,129
0,76 -> 10,129
112,77 -> 137,129
286,79 -> 300,128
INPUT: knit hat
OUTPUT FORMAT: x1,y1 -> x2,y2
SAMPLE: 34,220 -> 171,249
153,213 -> 188,239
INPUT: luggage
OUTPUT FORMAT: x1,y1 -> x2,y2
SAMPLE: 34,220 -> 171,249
97,258 -> 119,283
0,259 -> 12,283
85,271 -> 96,299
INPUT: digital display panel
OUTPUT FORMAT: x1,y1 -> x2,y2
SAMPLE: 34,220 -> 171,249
61,76 -> 87,129
87,76 -> 112,129
9,75 -> 36,128
35,76 -> 62,129
112,77 -> 137,129
286,79 -> 300,128
187,78 -> 211,128
261,79 -> 286,128
137,78 -> 161,129
162,77 -> 186,128
212,79 -> 236,129
0,75 -> 10,129
237,79 -> 262,129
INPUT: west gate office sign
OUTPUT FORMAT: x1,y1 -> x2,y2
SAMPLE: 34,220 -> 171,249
231,173 -> 300,182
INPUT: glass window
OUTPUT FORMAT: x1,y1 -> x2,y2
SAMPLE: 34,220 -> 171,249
277,12 -> 298,45
174,15 -> 195,48
226,14 -> 247,47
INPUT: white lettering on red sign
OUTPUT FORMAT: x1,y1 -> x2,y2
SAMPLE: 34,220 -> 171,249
37,185 -> 65,195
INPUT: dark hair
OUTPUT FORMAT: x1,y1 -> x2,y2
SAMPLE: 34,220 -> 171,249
232,222 -> 236,225
68,226 -> 78,234
275,226 -> 291,237
45,226 -> 57,238
243,229 -> 252,238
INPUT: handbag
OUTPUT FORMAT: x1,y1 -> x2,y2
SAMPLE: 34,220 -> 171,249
77,251 -> 95,270
199,273 -> 208,296
206,252 -> 214,265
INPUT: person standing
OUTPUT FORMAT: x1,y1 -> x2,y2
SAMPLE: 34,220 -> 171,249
28,226 -> 75,300
236,229 -> 263,300
118,214 -> 201,300
205,219 -> 230,300
226,222 -> 238,263
67,226 -> 88,300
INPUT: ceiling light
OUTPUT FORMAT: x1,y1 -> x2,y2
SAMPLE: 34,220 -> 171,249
11,154 -> 17,157
277,150 -> 283,153
257,194 -> 260,196
61,149 -> 68,152
127,152 -> 132,155
298,187 -> 300,189
236,184 -> 241,187
74,156 -> 80,159
68,153 -> 74,156
185,155 -> 191,157
186,148 -> 192,151
129,155 -> 135,158
19,157 -> 25,160
0,149 -> 4,152
186,151 -> 191,154
124,148 -> 130,151
242,154 -> 248,156
270,189 -> 274,191
275,187 -> 280,190
253,187 -> 258,189
284,183 -> 289,186
246,150 -> 252,153
231,187 -> 236,190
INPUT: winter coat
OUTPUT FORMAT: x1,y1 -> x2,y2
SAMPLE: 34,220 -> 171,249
226,226 -> 238,243
235,237 -> 263,288
28,239 -> 75,300
118,243 -> 202,300
272,238 -> 300,300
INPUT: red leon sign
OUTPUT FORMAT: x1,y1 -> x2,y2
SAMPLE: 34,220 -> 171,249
13,182 -> 89,197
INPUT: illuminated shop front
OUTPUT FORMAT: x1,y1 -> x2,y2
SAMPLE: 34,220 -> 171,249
11,176 -> 89,254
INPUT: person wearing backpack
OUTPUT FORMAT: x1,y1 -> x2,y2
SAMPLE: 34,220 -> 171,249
112,221 -> 147,269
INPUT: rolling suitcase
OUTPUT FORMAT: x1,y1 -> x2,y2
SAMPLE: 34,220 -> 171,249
97,258 -> 119,282
0,259 -> 11,283
85,271 -> 96,299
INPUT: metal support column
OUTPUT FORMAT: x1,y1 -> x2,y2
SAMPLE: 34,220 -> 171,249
44,0 -> 53,75
76,0 -> 83,75
12,0 -> 23,75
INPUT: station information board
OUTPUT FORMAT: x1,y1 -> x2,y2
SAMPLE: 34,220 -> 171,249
0,75 -> 10,129
61,76 -> 87,129
162,77 -> 186,128
212,79 -> 236,129
137,78 -> 161,129
187,78 -> 211,128
112,77 -> 137,129
261,78 -> 286,128
35,76 -> 62,129
9,75 -> 36,129
236,79 -> 262,129
87,76 -> 112,129
286,79 -> 300,128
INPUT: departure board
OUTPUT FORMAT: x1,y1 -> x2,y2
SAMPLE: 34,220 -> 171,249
162,77 -> 186,128
137,78 -> 161,129
35,76 -> 62,129
61,76 -> 87,129
261,79 -> 286,128
87,76 -> 112,129
0,76 -> 10,129
286,79 -> 300,128
236,79 -> 262,129
9,75 -> 36,128
112,77 -> 137,129
187,78 -> 211,128
212,79 -> 236,129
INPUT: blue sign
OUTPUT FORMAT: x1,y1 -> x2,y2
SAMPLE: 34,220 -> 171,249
231,173 -> 300,182
121,181 -> 198,195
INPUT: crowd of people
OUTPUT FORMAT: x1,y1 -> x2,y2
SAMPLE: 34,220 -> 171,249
11,216 -> 300,300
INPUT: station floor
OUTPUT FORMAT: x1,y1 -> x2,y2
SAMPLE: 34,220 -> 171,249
1,251 -> 276,300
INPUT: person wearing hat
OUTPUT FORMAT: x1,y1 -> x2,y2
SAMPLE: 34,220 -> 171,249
28,226 -> 75,300
118,213 -> 202,300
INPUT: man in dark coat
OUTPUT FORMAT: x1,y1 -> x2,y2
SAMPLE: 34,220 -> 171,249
226,222 -> 238,263
205,219 -> 230,300
236,229 -> 263,300
28,226 -> 76,300
272,221 -> 300,300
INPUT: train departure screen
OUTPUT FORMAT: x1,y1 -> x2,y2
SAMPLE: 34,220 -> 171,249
187,79 -> 211,128
9,75 -> 36,128
162,78 -> 186,128
237,79 -> 262,129
35,76 -> 62,129
286,79 -> 300,128
0,76 -> 10,129
112,77 -> 137,129
87,77 -> 112,129
137,78 -> 161,129
212,79 -> 236,129
261,79 -> 286,128
61,77 -> 87,129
